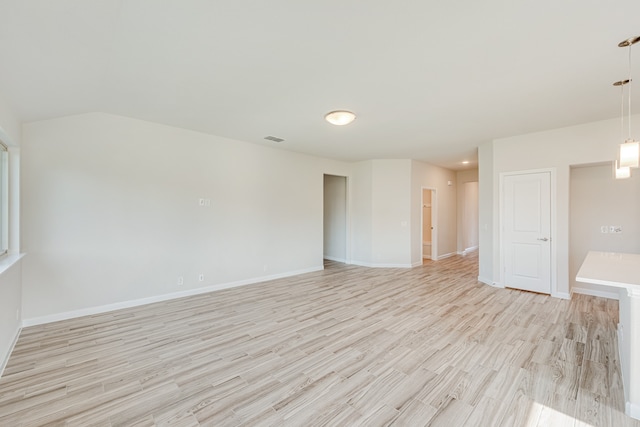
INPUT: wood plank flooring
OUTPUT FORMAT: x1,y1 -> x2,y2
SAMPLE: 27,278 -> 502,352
1,252 -> 638,426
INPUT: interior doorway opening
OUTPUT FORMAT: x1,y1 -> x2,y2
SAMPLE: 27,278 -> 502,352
422,188 -> 437,261
323,174 -> 348,264
461,181 -> 479,254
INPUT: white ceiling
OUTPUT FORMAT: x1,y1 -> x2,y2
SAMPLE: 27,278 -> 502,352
1,1 -> 639,170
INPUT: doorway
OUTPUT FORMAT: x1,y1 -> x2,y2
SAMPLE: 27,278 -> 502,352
502,171 -> 552,294
461,181 -> 479,253
422,188 -> 437,260
323,174 -> 348,263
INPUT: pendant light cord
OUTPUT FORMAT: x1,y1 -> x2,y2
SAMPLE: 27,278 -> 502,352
621,83 -> 625,143
629,44 -> 633,140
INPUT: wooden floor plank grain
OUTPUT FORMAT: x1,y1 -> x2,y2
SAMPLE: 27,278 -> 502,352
0,252 -> 638,426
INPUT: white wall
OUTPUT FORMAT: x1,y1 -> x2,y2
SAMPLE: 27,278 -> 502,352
456,169 -> 479,253
570,164 -> 640,298
21,112 -> 352,322
350,161 -> 373,265
349,159 -> 413,267
411,160 -> 457,265
323,174 -> 347,262
371,159 -> 412,267
0,259 -> 22,375
0,95 -> 21,145
0,90 -> 22,376
462,182 -> 479,251
478,142 -> 494,285
480,114 -> 640,297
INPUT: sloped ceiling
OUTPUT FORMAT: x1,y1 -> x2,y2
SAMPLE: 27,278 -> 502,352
1,0 -> 639,169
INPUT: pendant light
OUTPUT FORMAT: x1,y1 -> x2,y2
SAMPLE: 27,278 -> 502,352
617,36 -> 640,170
614,79 -> 632,179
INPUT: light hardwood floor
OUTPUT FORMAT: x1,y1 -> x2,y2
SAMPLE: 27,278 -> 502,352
1,252 -> 638,426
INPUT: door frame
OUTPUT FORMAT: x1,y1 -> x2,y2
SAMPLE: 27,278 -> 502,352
322,173 -> 350,264
421,187 -> 437,260
499,168 -> 557,296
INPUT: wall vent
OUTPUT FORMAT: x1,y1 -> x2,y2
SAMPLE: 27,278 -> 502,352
264,136 -> 285,143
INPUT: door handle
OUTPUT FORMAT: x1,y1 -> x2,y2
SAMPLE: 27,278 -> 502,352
537,237 -> 549,241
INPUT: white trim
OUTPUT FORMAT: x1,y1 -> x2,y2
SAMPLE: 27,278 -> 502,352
478,276 -> 504,288
436,252 -> 456,260
618,324 -> 630,407
477,276 -> 493,286
0,326 -> 20,378
457,246 -> 479,256
349,260 -> 413,268
551,292 -> 570,300
22,266 -> 324,327
571,286 -> 619,300
616,322 -> 640,421
323,255 -> 346,263
627,402 -> 640,420
0,253 -> 24,277
411,261 -> 423,267
0,127 -> 15,148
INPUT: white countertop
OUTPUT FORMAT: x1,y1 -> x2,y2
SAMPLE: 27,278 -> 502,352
576,251 -> 640,292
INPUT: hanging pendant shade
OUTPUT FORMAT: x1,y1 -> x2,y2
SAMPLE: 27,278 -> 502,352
613,36 -> 640,178
615,160 -> 631,179
619,139 -> 640,168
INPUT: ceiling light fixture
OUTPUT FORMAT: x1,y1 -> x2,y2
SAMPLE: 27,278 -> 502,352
325,110 -> 356,126
614,79 -> 632,179
615,36 -> 640,178
462,161 -> 470,165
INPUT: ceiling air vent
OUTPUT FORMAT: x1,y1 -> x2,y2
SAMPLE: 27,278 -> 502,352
264,136 -> 285,143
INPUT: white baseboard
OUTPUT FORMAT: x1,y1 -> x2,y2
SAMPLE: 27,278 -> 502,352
323,255 -> 346,263
436,252 -> 456,260
457,246 -> 479,256
22,266 -> 324,327
411,261 -> 423,267
627,401 -> 640,420
571,286 -> 619,300
349,260 -> 413,268
478,276 -> 504,288
0,326 -> 21,378
552,292 -> 571,300
477,276 -> 493,286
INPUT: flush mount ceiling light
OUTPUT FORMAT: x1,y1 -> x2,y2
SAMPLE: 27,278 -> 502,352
614,36 -> 640,178
324,110 -> 356,126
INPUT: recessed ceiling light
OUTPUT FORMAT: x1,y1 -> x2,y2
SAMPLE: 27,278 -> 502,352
325,110 -> 356,126
462,161 -> 470,164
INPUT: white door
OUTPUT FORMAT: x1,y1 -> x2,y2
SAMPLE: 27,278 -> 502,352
503,172 -> 551,294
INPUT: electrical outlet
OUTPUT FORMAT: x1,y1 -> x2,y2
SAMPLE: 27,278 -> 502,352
198,198 -> 205,206
600,225 -> 608,234
177,276 -> 184,286
204,199 -> 211,207
610,225 -> 622,234
198,274 -> 205,282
